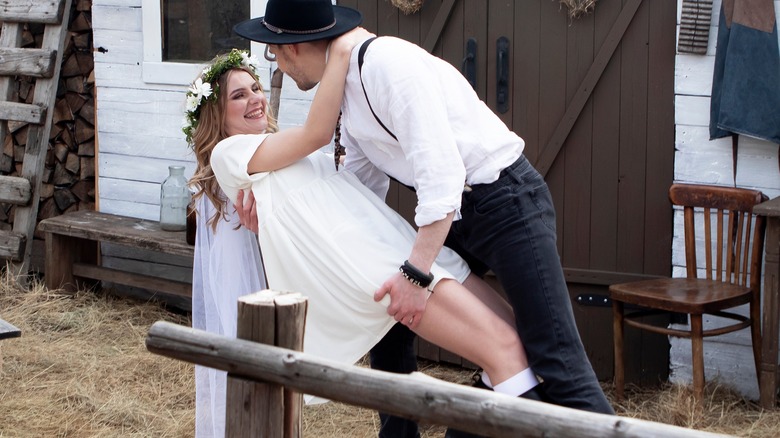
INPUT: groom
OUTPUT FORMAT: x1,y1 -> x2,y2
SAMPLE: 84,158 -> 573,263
234,0 -> 614,436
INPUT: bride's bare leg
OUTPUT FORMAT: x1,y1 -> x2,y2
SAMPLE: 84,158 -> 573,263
461,274 -> 515,327
413,278 -> 528,386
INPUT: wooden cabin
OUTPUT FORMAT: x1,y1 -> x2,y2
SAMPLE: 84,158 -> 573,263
3,0 -> 777,400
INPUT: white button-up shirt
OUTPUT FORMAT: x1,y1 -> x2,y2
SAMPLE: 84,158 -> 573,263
342,36 -> 524,227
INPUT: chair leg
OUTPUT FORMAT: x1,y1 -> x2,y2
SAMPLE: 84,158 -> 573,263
613,300 -> 625,400
690,314 -> 705,404
750,299 -> 762,388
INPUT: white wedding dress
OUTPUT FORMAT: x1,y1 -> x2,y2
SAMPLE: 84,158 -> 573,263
210,133 -> 470,369
191,194 -> 266,438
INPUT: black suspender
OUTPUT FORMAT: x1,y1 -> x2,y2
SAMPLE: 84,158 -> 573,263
358,37 -> 397,141
356,37 -> 415,192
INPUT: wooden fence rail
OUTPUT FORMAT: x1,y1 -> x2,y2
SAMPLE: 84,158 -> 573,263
146,320 -> 732,438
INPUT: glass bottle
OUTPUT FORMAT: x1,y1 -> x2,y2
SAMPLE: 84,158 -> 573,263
159,165 -> 190,231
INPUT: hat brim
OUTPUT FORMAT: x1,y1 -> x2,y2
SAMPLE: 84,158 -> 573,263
234,6 -> 363,45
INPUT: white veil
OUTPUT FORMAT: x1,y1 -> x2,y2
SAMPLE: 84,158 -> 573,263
191,194 -> 266,438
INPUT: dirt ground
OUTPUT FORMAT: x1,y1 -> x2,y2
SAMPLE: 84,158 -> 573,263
1,271 -> 779,437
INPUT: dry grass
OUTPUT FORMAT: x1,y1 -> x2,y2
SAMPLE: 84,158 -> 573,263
1,269 -> 779,437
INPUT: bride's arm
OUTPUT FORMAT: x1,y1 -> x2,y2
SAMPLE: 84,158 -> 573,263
246,28 -> 373,173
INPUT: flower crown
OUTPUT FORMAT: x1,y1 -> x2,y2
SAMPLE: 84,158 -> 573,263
182,49 -> 263,145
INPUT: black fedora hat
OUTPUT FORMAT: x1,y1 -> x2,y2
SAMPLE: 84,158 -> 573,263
234,0 -> 363,45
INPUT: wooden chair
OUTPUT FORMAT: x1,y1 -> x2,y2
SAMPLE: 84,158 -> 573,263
610,183 -> 768,403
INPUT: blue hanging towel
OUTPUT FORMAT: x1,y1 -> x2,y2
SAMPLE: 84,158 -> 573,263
710,0 -> 780,144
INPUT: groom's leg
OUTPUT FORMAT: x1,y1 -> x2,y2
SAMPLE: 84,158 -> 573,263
369,323 -> 419,438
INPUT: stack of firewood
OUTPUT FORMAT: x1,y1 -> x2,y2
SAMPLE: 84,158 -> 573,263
0,0 -> 95,241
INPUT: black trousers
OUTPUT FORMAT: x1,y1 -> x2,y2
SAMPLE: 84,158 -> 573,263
369,323 -> 419,438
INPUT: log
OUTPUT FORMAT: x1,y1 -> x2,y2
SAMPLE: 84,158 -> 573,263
65,75 -> 85,93
17,79 -> 31,102
54,188 -> 77,210
64,151 -> 80,174
0,48 -> 56,78
79,156 -> 93,179
227,291 -> 284,438
146,321 -> 733,438
70,179 -> 92,201
21,29 -> 35,47
39,183 -> 54,200
53,98 -> 72,125
0,230 -> 25,260
60,52 -> 81,77
54,142 -> 68,162
65,91 -> 86,114
0,101 -> 45,125
76,0 -> 91,12
52,161 -> 77,185
226,290 -> 307,438
275,293 -> 306,438
37,197 -> 59,221
0,153 -> 11,173
48,124 -> 63,140
70,12 -> 91,32
0,175 -> 31,205
58,126 -> 75,148
78,98 -> 94,123
74,116 -> 93,142
13,145 -> 24,162
0,0 -> 67,24
77,140 -> 94,157
72,32 -> 90,50
13,125 -> 27,147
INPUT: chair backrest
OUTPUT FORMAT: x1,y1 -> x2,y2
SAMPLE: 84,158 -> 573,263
669,184 -> 768,291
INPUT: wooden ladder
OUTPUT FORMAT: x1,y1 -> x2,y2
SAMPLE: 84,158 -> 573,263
0,0 -> 73,276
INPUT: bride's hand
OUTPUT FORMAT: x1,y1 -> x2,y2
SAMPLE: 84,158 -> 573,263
331,27 -> 375,55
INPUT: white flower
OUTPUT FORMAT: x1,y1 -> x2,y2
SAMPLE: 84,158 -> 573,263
240,52 -> 262,73
185,94 -> 200,112
188,78 -> 213,102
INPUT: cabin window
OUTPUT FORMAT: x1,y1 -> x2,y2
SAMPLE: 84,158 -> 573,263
142,0 -> 268,85
161,0 -> 249,62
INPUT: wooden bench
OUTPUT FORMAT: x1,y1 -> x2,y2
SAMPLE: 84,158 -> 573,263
0,318 -> 21,341
38,210 -> 194,298
0,317 -> 21,372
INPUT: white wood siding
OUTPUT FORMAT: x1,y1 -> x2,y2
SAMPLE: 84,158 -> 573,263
671,0 -> 780,400
92,0 -> 316,220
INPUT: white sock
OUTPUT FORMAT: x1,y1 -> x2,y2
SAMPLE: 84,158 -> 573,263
492,368 -> 539,397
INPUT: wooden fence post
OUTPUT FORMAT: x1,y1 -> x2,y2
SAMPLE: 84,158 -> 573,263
225,290 -> 307,438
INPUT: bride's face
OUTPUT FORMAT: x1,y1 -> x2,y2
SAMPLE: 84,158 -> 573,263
223,70 -> 269,136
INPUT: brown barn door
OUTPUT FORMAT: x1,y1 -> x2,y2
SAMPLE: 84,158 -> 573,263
343,0 -> 676,385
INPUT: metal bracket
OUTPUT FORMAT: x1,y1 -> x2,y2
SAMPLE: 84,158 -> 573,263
575,294 -> 612,307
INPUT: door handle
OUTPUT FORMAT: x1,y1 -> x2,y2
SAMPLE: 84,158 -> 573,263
462,37 -> 477,91
496,36 -> 509,114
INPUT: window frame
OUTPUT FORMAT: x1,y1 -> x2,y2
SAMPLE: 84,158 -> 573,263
141,0 -> 268,85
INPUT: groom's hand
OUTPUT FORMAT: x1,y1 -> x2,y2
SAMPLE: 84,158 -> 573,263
375,273 -> 427,330
235,189 -> 259,234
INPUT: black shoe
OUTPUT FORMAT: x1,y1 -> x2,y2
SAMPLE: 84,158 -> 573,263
469,370 -> 492,390
444,428 -> 486,438
519,384 -> 552,403
443,373 -> 491,438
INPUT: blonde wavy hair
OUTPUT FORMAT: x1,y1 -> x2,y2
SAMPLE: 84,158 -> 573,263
188,66 -> 279,231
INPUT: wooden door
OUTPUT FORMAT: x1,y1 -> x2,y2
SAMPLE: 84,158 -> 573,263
340,0 -> 676,384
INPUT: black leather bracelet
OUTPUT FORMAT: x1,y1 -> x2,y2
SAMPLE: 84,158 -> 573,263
399,260 -> 434,289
